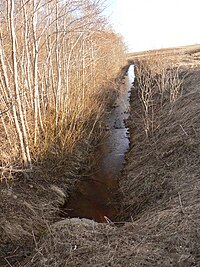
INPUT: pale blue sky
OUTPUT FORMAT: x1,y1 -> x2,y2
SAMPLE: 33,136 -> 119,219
105,0 -> 200,52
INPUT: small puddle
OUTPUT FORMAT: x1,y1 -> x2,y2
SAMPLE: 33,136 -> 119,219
62,65 -> 135,222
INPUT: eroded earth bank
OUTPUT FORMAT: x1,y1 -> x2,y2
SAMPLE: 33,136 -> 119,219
1,45 -> 200,267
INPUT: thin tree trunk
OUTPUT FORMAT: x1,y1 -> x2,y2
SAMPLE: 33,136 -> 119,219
9,0 -> 32,167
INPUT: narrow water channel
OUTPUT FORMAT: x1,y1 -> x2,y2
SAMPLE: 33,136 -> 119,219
63,65 -> 135,222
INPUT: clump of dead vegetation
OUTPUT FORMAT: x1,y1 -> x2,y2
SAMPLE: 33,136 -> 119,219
19,205 -> 199,267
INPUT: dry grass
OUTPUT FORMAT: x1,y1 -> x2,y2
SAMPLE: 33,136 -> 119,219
128,44 -> 200,68
118,65 -> 200,265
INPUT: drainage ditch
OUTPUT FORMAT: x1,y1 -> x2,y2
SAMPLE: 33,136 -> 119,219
62,65 -> 135,222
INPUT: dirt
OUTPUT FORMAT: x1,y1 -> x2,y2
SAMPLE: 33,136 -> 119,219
1,46 -> 200,267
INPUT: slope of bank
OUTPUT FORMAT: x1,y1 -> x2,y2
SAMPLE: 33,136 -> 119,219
118,64 -> 200,266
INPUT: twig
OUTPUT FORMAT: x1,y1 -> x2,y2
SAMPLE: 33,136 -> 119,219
4,258 -> 13,267
0,167 -> 32,173
104,216 -> 113,223
180,124 -> 188,136
178,192 -> 184,213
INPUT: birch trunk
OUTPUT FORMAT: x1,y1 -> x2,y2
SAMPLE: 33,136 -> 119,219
9,0 -> 32,167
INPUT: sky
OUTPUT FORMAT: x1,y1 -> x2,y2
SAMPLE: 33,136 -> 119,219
105,0 -> 200,52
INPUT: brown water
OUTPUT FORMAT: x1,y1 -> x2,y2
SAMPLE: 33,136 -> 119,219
62,66 -> 135,222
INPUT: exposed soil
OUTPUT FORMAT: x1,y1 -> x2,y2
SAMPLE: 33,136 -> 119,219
1,45 -> 200,267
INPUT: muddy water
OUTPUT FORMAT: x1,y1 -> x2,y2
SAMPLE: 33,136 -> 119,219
63,65 -> 135,222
